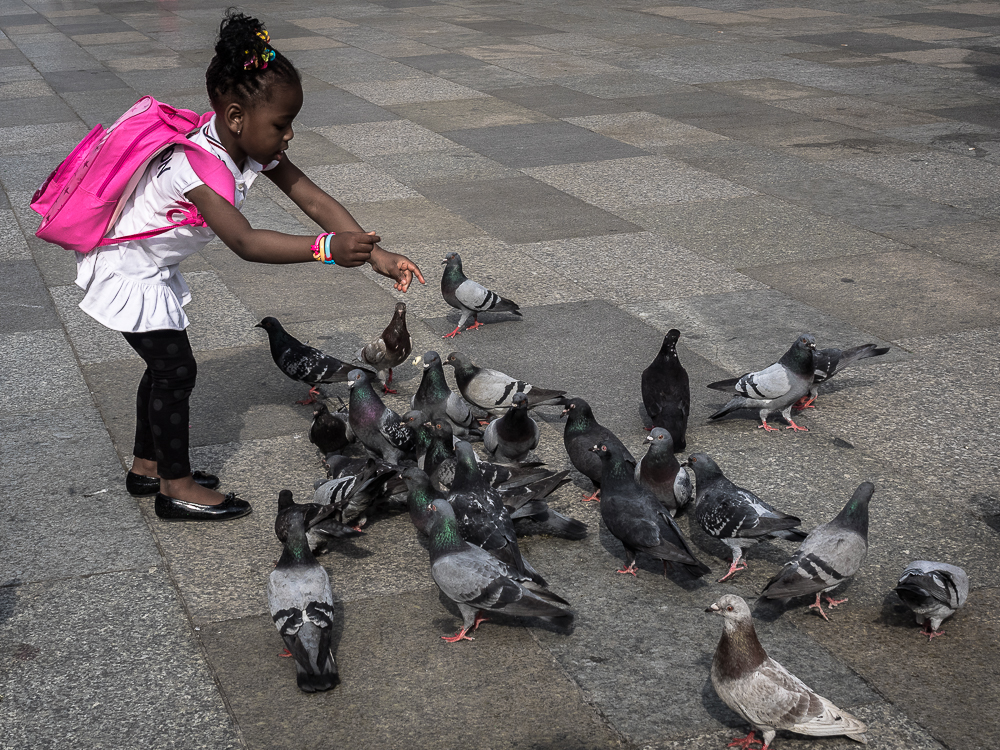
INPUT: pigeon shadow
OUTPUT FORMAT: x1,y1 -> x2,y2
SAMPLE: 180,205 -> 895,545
0,579 -> 22,627
750,596 -> 788,623
878,589 -> 922,633
595,524 -> 710,592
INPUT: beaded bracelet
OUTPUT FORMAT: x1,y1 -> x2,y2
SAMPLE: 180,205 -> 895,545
312,232 -> 337,264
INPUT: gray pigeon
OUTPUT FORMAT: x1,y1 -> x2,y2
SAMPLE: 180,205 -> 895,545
760,482 -> 875,621
274,489 -> 363,555
440,252 -> 522,338
708,333 -> 816,432
483,392 -> 539,465
267,501 -> 339,692
445,351 -> 566,416
347,369 -> 415,464
312,457 -> 399,529
257,316 -> 371,405
707,594 -> 868,748
686,453 -> 806,583
562,397 -> 636,502
355,302 -> 412,394
424,498 -> 573,642
591,442 -> 710,578
641,329 -> 689,451
796,343 -> 891,409
410,350 -> 482,438
895,560 -> 969,640
309,402 -> 354,455
635,427 -> 692,516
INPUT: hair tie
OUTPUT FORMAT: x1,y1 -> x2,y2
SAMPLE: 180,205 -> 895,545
243,28 -> 277,70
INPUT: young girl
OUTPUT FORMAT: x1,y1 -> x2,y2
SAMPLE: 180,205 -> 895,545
76,11 -> 424,521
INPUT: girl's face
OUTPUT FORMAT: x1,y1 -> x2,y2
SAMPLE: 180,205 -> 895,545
240,81 -> 303,166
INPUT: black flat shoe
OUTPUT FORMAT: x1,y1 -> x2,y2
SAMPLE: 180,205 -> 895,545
154,492 -> 252,521
127,470 -> 220,496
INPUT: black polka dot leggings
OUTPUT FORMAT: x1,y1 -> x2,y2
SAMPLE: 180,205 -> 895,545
122,328 -> 197,480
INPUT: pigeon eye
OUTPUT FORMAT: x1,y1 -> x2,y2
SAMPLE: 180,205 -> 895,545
726,606 -> 733,612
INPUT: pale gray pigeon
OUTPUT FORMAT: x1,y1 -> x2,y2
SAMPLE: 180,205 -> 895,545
445,351 -> 566,416
440,252 -> 521,338
895,560 -> 969,640
707,594 -> 868,748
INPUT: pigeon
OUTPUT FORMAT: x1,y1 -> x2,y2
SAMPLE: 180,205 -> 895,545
257,316 -> 370,405
707,333 -> 816,432
440,251 -> 522,338
894,560 -> 968,640
707,594 -> 868,749
686,453 -> 806,583
274,489 -> 363,555
410,350 -> 482,438
635,428 -> 692,516
760,482 -> 875,621
641,329 -> 690,451
347,369 -> 416,464
401,467 -> 447,535
590,442 -> 709,578
401,410 -> 432,468
796,343 -> 891,409
424,498 -> 573,642
561,397 -> 636,502
267,501 -> 340,692
309,402 -> 354,455
355,301 -> 412,394
445,351 -> 566,416
484,392 -> 539,465
312,458 -> 400,528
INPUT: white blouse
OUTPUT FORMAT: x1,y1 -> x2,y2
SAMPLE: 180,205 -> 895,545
75,115 -> 276,332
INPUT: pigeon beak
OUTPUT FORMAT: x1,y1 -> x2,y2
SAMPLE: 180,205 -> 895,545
254,322 -> 263,328
705,603 -> 720,613
645,434 -> 653,443
560,408 -> 570,418
440,259 -> 448,265
588,445 -> 600,454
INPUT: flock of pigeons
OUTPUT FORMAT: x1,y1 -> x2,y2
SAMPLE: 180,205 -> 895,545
254,253 -> 969,749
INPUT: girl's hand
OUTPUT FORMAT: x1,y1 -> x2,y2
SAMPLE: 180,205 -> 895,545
368,247 -> 426,292
332,231 -> 381,267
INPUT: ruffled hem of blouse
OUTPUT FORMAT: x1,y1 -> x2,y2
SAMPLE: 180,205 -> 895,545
78,266 -> 191,333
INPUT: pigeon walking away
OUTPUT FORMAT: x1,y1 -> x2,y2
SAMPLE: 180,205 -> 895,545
347,369 -> 416,464
707,333 -> 816,432
641,329 -> 690,451
635,428 -> 692,517
355,302 -> 412,394
312,457 -> 400,529
760,482 -> 875,621
257,317 -> 370,405
895,561 -> 968,640
424,498 -> 573,642
484,392 -> 539,465
707,594 -> 868,748
445,351 -> 566,416
267,500 -> 340,692
309,402 -> 354,455
411,351 -> 482,437
795,343 -> 891,409
562,397 -> 636,502
440,251 -> 522,338
275,489 -> 363,555
591,442 -> 709,578
686,454 -> 806,583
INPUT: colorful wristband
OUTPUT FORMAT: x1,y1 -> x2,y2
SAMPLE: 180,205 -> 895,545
312,232 -> 337,264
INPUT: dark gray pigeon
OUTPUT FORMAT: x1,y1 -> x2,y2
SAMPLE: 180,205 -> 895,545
484,392 -> 539,465
256,316 -> 370,405
355,301 -> 412,394
312,457 -> 400,529
760,482 -> 875,621
274,489 -> 363,555
309,402 -> 354,455
445,351 -> 566,416
410,350 -> 482,438
402,467 -> 446,535
707,594 -> 868,748
424,498 -> 573,642
641,329 -> 689,451
686,453 -> 806,583
796,343 -> 891,409
635,428 -> 692,517
591,442 -> 710,578
440,251 -> 522,339
347,369 -> 415,464
267,501 -> 339,692
895,560 -> 968,640
562,397 -> 636,502
707,333 -> 816,432
401,410 -> 432,469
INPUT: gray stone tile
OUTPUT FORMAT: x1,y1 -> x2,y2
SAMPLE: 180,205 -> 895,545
281,127 -> 360,167
312,120 -> 456,157
300,162 -> 422,203
442,121 -> 648,167
0,122 -> 92,157
416,176 -> 643,243
0,94 -> 79,127
0,209 -> 29,259
884,218 -> 1000,275
0,572 -> 241,750
387,96 -> 554,131
340,76 -> 489,106
345,196 -> 488,244
563,111 -> 729,151
0,329 -> 91,413
59,88 -> 147,128
0,259 -> 60,333
365,147 -> 520,186
787,30 -> 944,54
294,87 -> 399,128
491,83 -> 646,118
452,19 -> 563,36
41,68 -> 125,92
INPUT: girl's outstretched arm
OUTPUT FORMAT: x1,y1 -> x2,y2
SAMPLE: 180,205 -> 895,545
264,158 -> 425,292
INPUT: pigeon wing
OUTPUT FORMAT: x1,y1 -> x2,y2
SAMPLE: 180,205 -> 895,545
733,362 -> 793,400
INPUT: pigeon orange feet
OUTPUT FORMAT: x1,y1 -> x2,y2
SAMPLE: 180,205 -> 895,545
279,648 -> 293,658
442,326 -> 462,339
824,594 -> 848,607
922,623 -> 945,640
616,563 -> 638,576
580,490 -> 601,502
757,420 -> 779,432
785,419 -> 808,432
472,611 -> 489,631
441,627 -> 473,643
717,559 -> 748,583
297,387 -> 322,405
727,730 -> 763,749
809,593 -> 832,621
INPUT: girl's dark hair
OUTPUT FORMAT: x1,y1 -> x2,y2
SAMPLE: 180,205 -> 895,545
206,9 -> 300,107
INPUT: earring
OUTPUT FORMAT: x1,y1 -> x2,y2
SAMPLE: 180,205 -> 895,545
237,128 -> 242,136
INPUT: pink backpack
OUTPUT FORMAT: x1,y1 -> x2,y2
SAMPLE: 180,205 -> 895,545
31,96 -> 236,253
